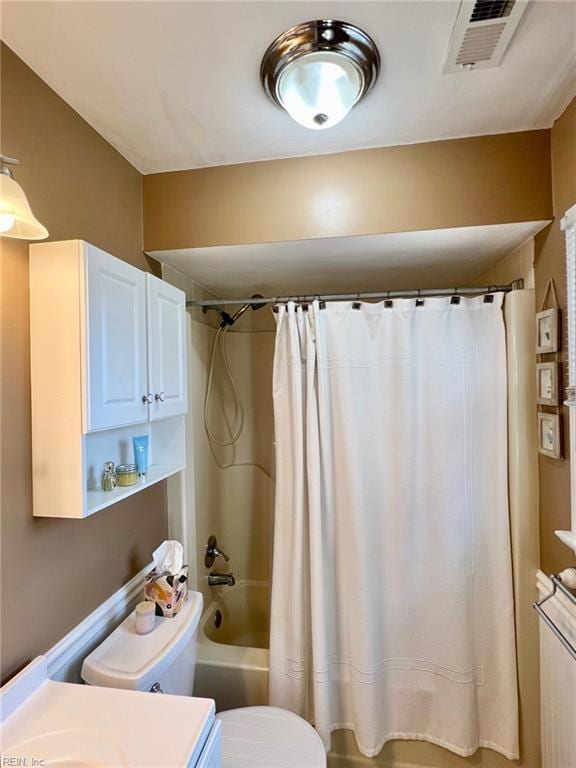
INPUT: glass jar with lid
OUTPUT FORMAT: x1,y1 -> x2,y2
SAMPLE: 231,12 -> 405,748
116,463 -> 139,487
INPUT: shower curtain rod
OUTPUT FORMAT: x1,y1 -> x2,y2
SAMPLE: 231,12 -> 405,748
186,279 -> 524,308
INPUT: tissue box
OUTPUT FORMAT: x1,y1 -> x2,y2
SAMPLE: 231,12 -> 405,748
144,566 -> 188,618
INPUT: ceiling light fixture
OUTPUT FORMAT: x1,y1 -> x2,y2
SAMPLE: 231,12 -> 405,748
0,155 -> 49,240
260,20 -> 380,131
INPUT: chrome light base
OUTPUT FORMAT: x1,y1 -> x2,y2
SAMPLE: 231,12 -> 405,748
260,19 -> 380,111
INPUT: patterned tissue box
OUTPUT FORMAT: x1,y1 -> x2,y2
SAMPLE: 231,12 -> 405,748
144,566 -> 188,618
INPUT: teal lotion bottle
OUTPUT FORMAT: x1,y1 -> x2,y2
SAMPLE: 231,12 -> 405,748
133,435 -> 149,479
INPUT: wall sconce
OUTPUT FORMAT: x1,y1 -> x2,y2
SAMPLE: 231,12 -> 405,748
0,154 -> 48,240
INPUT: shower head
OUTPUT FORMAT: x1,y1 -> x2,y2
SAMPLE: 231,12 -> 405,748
250,294 -> 267,311
202,295 -> 267,327
230,294 -> 267,324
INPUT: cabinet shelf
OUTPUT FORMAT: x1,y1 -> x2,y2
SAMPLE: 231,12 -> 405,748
87,464 -> 184,515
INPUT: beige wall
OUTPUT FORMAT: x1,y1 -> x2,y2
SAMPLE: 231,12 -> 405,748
0,44 -> 167,681
535,95 -> 576,574
143,130 -> 553,251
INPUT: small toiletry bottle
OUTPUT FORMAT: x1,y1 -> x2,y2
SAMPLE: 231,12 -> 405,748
135,601 -> 156,634
133,435 -> 149,479
101,461 -> 117,492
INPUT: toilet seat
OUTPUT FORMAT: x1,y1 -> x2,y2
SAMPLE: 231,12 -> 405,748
217,706 -> 326,768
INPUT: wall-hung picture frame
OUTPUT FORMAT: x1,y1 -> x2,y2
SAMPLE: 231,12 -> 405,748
537,412 -> 562,459
536,362 -> 560,406
536,307 -> 559,354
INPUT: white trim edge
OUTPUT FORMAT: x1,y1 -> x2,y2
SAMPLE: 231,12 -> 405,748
45,562 -> 152,680
0,656 -> 48,723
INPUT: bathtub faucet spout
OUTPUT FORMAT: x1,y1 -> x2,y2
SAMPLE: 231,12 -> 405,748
208,572 -> 236,587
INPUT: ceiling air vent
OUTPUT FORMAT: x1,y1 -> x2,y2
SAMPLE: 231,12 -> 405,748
470,0 -> 516,22
443,0 -> 529,74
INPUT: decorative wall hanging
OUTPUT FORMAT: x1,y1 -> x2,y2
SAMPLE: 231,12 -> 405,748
538,412 -> 562,459
536,307 -> 559,354
536,362 -> 560,406
536,277 -> 562,460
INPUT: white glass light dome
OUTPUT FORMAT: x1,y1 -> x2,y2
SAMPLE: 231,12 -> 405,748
277,51 -> 363,130
261,20 -> 380,132
0,171 -> 48,240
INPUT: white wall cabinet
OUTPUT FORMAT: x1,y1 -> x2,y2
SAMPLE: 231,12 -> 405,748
29,240 -> 187,518
85,245 -> 149,431
147,274 -> 188,421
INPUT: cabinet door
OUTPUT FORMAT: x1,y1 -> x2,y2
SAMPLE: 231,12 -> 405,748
84,244 -> 149,431
146,274 -> 187,420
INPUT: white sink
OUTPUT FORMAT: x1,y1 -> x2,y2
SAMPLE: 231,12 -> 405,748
1,657 -> 215,767
4,728 -> 127,767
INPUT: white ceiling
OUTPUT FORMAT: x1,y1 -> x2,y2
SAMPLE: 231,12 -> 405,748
151,221 -> 548,297
3,1 -> 575,173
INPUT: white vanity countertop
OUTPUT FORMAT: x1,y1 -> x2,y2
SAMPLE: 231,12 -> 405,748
0,658 -> 215,767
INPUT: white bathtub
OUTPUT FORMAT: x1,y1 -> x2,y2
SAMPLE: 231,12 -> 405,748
194,580 -> 270,711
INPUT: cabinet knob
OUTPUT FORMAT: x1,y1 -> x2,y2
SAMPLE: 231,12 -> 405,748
142,393 -> 153,404
155,391 -> 166,402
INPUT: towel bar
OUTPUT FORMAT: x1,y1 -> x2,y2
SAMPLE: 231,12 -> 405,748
533,574 -> 576,662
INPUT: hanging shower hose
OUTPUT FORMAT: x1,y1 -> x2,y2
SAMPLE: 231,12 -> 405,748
204,325 -> 271,479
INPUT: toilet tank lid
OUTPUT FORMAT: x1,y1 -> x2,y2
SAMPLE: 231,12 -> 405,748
81,591 -> 203,691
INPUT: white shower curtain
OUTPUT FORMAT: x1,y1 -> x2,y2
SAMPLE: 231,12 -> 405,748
269,296 -> 518,760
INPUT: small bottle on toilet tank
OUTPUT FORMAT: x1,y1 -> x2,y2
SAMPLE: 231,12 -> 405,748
135,601 -> 156,634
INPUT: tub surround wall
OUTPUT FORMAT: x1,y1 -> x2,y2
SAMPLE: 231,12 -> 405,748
0,44 -> 167,682
191,322 -> 275,603
203,326 -> 275,584
535,94 -> 576,574
161,268 -> 275,608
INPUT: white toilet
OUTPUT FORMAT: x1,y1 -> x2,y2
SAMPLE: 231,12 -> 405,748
81,591 -> 326,767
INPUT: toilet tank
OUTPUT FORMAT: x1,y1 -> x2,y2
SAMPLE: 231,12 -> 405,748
81,591 -> 203,697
